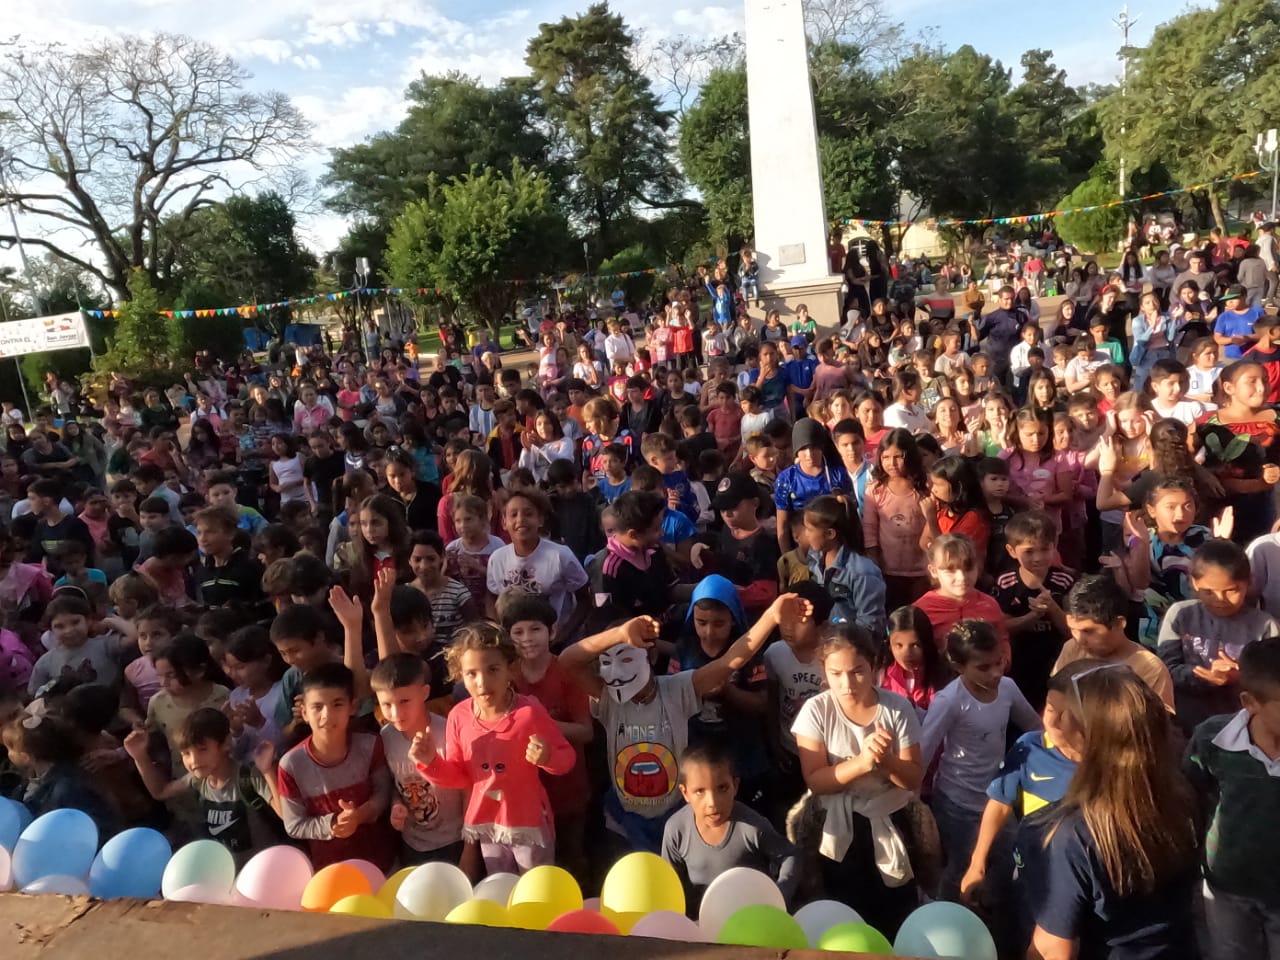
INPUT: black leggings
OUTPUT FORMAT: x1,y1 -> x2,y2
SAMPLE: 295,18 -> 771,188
818,808 -> 918,939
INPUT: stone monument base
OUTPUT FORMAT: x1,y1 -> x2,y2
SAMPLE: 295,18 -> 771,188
754,275 -> 846,334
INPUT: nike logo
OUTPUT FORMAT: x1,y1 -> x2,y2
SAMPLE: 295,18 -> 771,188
209,818 -> 240,836
1028,773 -> 1054,782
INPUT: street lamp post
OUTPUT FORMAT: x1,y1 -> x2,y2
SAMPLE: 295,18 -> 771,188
1256,129 -> 1279,221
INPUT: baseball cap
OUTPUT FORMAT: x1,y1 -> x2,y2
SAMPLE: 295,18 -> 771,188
1219,284 -> 1247,302
789,335 -> 808,348
713,472 -> 762,511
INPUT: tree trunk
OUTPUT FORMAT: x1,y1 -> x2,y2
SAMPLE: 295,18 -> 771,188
1209,190 -> 1226,233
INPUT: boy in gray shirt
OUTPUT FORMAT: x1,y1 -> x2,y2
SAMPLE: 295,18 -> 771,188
661,739 -> 799,915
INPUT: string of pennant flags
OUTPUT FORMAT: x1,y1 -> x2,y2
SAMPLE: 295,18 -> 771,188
839,170 -> 1262,229
82,171 -> 1264,321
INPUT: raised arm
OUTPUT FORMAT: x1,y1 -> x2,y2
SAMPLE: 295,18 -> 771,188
692,593 -> 811,699
559,616 -> 662,698
329,585 -> 371,701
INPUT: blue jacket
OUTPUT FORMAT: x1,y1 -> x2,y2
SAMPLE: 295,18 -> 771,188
686,574 -> 748,631
806,546 -> 887,637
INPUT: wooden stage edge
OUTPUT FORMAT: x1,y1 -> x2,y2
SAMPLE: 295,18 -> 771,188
0,894 -> 908,959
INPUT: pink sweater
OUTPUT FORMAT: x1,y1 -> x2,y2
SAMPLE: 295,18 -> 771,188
863,481 -> 928,577
913,589 -> 1009,653
417,693 -> 574,847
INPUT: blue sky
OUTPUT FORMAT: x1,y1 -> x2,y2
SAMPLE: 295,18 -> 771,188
5,0 -> 1163,268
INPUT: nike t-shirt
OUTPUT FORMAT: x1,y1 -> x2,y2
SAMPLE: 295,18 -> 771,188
186,766 -> 278,865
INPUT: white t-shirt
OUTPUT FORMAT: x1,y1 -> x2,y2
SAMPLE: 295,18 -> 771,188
486,538 -> 589,622
920,677 -> 1041,812
380,714 -> 466,853
764,643 -> 825,755
883,402 -> 933,434
790,689 -> 920,806
593,671 -> 700,819
1247,533 -> 1280,617
1187,364 -> 1223,400
1150,398 -> 1207,426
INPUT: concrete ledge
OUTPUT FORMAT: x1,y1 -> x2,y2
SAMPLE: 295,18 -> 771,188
0,894 -> 909,959
756,276 -> 847,331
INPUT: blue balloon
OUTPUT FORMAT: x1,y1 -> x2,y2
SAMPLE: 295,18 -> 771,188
12,809 -> 99,889
893,901 -> 997,960
0,797 -> 31,851
89,828 -> 172,900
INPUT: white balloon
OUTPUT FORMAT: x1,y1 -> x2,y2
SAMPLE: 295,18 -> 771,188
393,862 -> 473,921
629,910 -> 708,942
471,871 -> 519,905
793,900 -> 864,947
0,845 -> 11,892
167,883 -> 231,905
697,867 -> 785,938
22,874 -> 90,896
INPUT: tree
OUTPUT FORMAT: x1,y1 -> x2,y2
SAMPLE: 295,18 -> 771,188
1099,0 -> 1280,229
1006,50 -> 1100,205
803,0 -> 905,67
385,163 -> 565,335
322,74 -> 553,224
638,33 -> 742,119
1054,164 -> 1127,253
0,34 -> 310,301
95,269 -> 183,376
526,3 -> 687,252
679,66 -> 753,245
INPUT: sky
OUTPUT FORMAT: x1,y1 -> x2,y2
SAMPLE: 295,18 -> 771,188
2,0 -> 1163,288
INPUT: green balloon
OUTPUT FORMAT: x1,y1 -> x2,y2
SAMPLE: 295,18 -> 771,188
717,905 -> 809,949
818,922 -> 894,955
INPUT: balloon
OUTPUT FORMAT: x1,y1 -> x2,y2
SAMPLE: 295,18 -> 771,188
330,894 -> 392,919
445,898 -> 510,927
0,797 -> 31,852
235,846 -> 313,910
161,840 -> 236,900
818,922 -> 893,955
167,883 -> 230,905
471,871 -> 519,904
340,859 -> 385,893
628,910 -> 709,942
582,897 -> 602,912
12,809 -> 98,889
89,828 -> 172,900
0,845 -> 10,892
600,852 -> 685,918
505,901 -> 560,931
717,905 -> 808,949
377,866 -> 415,908
893,902 -> 998,960
509,865 -> 583,916
302,863 -> 372,912
546,909 -> 621,935
794,900 -> 865,947
697,867 -> 785,939
23,874 -> 91,896
393,862 -> 472,921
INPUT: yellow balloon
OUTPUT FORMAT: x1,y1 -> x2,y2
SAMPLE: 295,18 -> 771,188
330,894 -> 392,919
377,867 -> 415,907
508,865 -> 583,915
603,907 -> 644,934
506,900 -> 560,931
601,852 -> 685,917
445,898 -> 510,927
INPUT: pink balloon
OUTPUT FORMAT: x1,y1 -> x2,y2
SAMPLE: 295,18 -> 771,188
168,883 -> 230,905
340,859 -> 386,893
582,897 -> 602,912
234,845 -> 313,911
630,910 -> 708,942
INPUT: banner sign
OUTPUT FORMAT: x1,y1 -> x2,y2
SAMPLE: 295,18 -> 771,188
0,312 -> 91,358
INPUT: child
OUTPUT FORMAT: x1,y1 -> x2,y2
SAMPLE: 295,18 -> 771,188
444,495 -> 505,613
993,511 -> 1075,712
790,621 -> 924,935
1184,636 -> 1280,959
914,535 -> 1009,653
206,470 -> 268,536
878,604 -> 947,713
802,494 -> 886,636
277,662 -> 396,870
958,660 -> 1090,908
1158,539 -> 1279,731
369,654 -> 466,868
546,459 -> 606,562
580,396 -> 637,483
269,603 -> 345,732
195,506 -> 265,610
124,707 -> 280,864
1003,409 -> 1072,539
704,472 -> 781,616
3,713 -> 117,837
745,435 -> 780,493
774,418 -> 851,551
135,495 -> 172,564
223,625 -> 288,760
409,531 -> 477,646
122,604 -> 180,722
1054,574 -> 1175,709
25,478 -> 95,579
148,634 -> 232,776
1200,359 -> 1280,542
863,428 -> 930,609
501,591 -> 592,876
661,739 -> 800,913
408,621 -> 574,875
706,383 -> 744,462
487,488 -> 592,633
1185,337 -> 1223,405
921,620 -> 1041,901
594,443 -> 632,505
562,595 -> 805,852
920,455 -> 991,571
28,594 -> 123,696
642,433 -> 698,524
593,489 -> 675,617
52,540 -> 107,597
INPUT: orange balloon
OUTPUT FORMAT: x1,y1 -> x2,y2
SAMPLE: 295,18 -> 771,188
301,863 -> 372,912
546,909 -> 621,936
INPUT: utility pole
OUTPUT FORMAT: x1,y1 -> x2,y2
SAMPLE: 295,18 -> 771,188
1114,5 -> 1140,198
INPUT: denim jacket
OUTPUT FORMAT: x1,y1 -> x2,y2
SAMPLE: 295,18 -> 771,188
806,545 -> 888,638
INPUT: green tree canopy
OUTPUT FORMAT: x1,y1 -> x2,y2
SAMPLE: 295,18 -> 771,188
1054,164 -> 1127,253
678,65 -> 752,245
95,269 -> 183,377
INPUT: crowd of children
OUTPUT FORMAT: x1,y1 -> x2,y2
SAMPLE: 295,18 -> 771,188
3,235 -> 1280,959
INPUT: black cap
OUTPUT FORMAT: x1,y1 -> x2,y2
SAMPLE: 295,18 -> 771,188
713,472 -> 762,510
1219,283 -> 1247,302
792,417 -> 829,453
